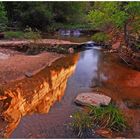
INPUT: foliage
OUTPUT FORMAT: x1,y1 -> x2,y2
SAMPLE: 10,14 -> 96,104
48,23 -> 93,32
88,104 -> 127,131
3,2 -> 89,31
92,32 -> 109,43
0,2 -> 8,31
5,31 -> 25,39
88,2 -> 140,29
51,2 -> 88,24
5,29 -> 41,40
88,2 -> 140,46
24,27 -> 41,40
70,111 -> 93,137
70,104 -> 127,137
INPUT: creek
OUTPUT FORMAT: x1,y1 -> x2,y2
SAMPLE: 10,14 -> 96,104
0,36 -> 140,138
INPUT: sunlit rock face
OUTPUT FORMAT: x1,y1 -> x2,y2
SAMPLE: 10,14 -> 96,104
0,54 -> 79,138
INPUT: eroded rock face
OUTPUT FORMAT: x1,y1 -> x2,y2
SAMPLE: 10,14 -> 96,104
0,54 -> 79,138
75,92 -> 111,107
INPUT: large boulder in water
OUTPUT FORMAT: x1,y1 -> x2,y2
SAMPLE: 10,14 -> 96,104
75,92 -> 111,107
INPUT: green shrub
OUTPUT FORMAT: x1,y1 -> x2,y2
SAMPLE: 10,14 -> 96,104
5,31 -> 25,39
23,27 -> 41,40
4,29 -> 41,40
92,32 -> 109,43
24,31 -> 41,40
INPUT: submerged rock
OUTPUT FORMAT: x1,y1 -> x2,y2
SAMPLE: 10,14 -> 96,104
95,128 -> 112,138
74,92 -> 111,107
124,99 -> 140,109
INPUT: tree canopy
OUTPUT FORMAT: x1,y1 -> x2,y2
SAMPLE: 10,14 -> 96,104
0,2 -> 8,31
3,2 -> 88,31
88,2 -> 140,46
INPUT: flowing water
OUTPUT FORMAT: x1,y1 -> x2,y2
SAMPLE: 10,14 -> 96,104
0,38 -> 140,138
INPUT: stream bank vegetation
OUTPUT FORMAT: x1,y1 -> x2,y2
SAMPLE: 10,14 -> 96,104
4,27 -> 41,40
88,2 -> 140,69
70,104 -> 128,138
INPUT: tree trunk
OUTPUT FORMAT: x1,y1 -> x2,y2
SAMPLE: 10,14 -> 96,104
124,22 -> 129,47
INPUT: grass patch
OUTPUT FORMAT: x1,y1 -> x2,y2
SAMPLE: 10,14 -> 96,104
70,111 -> 93,137
70,104 -> 127,137
4,29 -> 41,40
4,31 -> 25,39
88,104 -> 127,131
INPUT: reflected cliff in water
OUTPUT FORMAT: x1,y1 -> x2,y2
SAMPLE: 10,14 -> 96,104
0,53 -> 79,138
0,48 -> 140,138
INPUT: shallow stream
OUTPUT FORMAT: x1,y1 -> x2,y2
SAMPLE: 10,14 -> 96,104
0,37 -> 140,138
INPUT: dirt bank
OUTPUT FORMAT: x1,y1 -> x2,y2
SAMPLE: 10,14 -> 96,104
0,48 -> 64,85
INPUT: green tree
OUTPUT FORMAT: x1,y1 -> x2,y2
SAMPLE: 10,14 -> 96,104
4,2 -> 88,31
0,2 -> 8,31
51,2 -> 88,24
88,2 -> 140,46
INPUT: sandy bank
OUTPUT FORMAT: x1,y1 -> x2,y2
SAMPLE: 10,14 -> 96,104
0,48 -> 64,84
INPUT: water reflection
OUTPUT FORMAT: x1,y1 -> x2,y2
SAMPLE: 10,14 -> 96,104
97,53 -> 140,138
0,48 -> 140,138
77,50 -> 140,138
76,49 -> 106,88
0,54 -> 79,138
